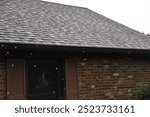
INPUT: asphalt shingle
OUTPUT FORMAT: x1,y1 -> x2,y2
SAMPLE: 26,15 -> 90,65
0,0 -> 150,50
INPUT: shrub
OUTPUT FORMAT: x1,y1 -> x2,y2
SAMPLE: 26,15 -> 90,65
135,82 -> 150,100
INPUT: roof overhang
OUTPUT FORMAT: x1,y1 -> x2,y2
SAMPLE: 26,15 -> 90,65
0,43 -> 150,55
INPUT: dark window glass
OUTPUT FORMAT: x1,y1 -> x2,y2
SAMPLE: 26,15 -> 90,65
27,61 -> 63,100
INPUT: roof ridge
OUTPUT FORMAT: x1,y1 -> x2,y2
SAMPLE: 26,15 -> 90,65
40,0 -> 88,10
0,0 -> 88,11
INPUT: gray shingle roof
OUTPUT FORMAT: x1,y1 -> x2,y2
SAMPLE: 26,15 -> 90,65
0,0 -> 150,50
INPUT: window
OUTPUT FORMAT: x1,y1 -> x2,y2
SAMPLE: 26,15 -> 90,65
27,60 -> 64,100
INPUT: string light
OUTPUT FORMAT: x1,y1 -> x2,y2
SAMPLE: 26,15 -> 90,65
128,89 -> 131,92
83,58 -> 87,61
91,85 -> 95,89
5,51 -> 10,56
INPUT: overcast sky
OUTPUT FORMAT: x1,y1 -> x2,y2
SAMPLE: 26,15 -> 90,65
43,0 -> 150,34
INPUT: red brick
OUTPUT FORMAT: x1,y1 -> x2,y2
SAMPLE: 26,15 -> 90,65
77,57 -> 150,100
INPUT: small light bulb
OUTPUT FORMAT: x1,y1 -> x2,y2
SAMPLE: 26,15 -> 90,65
84,58 -> 86,61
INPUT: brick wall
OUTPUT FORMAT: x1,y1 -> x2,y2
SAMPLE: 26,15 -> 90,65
77,56 -> 150,99
0,59 -> 6,99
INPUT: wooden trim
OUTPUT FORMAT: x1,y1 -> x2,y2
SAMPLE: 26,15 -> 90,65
65,58 -> 79,99
7,59 -> 25,99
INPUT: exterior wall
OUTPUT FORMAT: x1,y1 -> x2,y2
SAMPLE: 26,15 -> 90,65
0,59 -> 6,99
77,56 -> 150,99
1,54 -> 150,100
